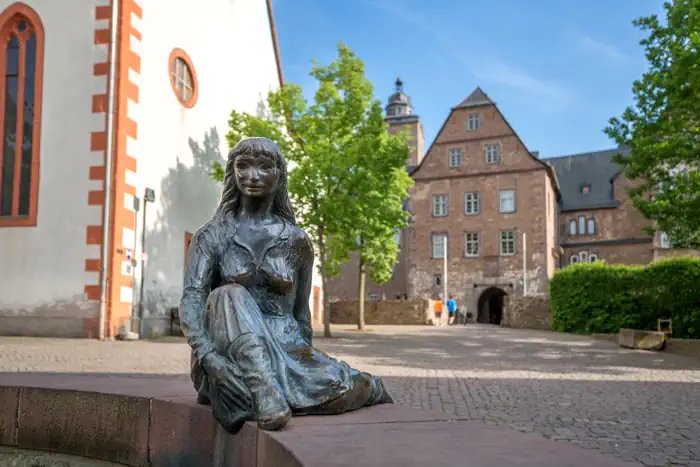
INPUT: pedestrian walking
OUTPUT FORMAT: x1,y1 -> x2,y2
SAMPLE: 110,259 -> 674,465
446,295 -> 457,325
433,298 -> 443,326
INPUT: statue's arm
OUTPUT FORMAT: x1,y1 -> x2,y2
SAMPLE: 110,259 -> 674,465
179,227 -> 217,362
293,233 -> 314,346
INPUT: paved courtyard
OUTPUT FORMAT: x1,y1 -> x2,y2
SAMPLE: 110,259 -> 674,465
1,325 -> 699,466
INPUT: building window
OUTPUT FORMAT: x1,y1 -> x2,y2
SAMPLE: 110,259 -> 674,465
467,113 -> 481,131
0,5 -> 44,227
432,233 -> 446,259
587,218 -> 595,235
569,219 -> 577,235
660,232 -> 670,248
464,232 -> 479,257
578,216 -> 585,235
581,184 -> 591,194
485,144 -> 500,164
434,274 -> 442,287
570,251 -> 597,265
432,195 -> 447,217
169,48 -> 198,108
393,229 -> 401,246
500,231 -> 516,256
499,190 -> 515,213
464,192 -> 480,215
449,148 -> 462,168
367,292 -> 379,301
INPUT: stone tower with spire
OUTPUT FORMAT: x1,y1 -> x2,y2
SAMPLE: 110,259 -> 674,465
385,78 -> 425,168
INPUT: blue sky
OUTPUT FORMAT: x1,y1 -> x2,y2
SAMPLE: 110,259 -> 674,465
271,0 -> 664,159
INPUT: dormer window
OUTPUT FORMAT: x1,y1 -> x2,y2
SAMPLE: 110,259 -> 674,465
467,113 -> 481,132
581,184 -> 591,194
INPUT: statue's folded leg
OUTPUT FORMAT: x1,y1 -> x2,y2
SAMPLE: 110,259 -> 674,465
205,284 -> 291,431
299,371 -> 394,416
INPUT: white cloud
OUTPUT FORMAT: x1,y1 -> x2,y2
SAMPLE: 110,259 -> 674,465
363,0 -> 574,110
578,35 -> 629,62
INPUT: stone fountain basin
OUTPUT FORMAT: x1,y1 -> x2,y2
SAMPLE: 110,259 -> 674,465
0,373 -> 638,466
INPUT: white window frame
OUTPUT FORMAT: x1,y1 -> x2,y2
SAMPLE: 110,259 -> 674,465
587,218 -> 595,235
172,57 -> 194,102
578,216 -> 585,235
449,148 -> 462,168
432,195 -> 448,217
393,229 -> 401,246
432,234 -> 447,259
569,219 -> 577,235
464,192 -> 480,215
589,253 -> 598,263
500,231 -> 516,256
499,190 -> 515,213
579,251 -> 588,263
464,232 -> 479,257
485,144 -> 500,164
467,113 -> 481,132
570,255 -> 580,265
660,232 -> 670,248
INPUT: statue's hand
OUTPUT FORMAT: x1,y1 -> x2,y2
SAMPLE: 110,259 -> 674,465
202,352 -> 228,386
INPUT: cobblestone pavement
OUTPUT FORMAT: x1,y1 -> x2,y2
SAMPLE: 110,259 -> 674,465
1,325 -> 700,466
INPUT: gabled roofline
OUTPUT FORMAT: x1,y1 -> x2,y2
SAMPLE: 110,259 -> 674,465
411,103 -> 562,200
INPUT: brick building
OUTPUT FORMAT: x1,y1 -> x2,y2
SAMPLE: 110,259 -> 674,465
326,81 -> 696,323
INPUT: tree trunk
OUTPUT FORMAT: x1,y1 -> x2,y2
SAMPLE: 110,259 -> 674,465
358,258 -> 366,331
318,229 -> 332,338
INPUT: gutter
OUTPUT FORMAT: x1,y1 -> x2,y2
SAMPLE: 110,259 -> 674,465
98,0 -> 120,340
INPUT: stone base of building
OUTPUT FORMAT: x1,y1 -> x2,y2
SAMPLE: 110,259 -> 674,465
0,300 -> 100,338
330,300 -> 429,325
501,295 -> 551,330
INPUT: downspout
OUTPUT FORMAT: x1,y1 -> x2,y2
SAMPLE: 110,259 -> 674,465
98,0 -> 120,340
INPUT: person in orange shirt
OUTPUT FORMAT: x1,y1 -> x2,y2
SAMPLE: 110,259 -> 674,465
434,298 -> 443,326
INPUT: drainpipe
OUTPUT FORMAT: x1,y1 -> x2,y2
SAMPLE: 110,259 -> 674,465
98,0 -> 121,340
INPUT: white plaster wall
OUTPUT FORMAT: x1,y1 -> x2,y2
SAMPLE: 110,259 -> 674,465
132,0 -> 287,317
0,0 -> 107,313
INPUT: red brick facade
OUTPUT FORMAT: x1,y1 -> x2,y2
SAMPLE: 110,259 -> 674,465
326,85 -> 697,322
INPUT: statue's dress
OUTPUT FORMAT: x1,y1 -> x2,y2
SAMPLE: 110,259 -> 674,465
180,216 -> 391,433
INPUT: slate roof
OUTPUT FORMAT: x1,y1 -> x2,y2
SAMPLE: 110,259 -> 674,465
453,87 -> 494,109
545,147 -> 629,211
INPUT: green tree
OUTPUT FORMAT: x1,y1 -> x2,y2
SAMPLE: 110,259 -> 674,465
333,115 -> 413,330
604,0 -> 700,248
211,43 -> 410,336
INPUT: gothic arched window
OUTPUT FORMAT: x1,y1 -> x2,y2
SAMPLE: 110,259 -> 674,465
0,4 -> 43,227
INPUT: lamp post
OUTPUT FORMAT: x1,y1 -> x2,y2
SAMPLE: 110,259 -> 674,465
138,188 -> 155,337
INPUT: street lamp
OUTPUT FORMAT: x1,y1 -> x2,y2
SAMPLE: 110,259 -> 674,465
138,187 -> 155,337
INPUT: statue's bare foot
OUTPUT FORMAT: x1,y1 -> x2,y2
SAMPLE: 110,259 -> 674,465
254,383 -> 291,431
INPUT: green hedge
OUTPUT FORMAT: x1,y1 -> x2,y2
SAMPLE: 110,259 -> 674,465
550,257 -> 700,339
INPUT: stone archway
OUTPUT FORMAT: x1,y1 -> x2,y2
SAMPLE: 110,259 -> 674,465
477,287 -> 507,325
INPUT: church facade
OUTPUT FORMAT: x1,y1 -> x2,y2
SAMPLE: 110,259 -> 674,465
0,0 -> 324,338
326,80 -> 696,322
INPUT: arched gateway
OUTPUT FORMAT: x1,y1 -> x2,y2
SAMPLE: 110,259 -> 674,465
477,287 -> 507,325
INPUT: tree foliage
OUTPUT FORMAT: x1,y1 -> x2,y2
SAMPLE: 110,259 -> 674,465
211,43 -> 412,334
605,0 -> 700,248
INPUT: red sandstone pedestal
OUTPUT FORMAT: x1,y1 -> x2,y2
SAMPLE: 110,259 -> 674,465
0,373 -> 638,466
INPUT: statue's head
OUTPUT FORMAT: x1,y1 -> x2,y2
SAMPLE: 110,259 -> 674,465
218,137 -> 296,224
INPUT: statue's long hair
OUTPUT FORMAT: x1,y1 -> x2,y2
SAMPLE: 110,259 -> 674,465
216,137 -> 296,225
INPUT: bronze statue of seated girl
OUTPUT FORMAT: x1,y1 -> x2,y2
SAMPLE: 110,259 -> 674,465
179,137 -> 393,433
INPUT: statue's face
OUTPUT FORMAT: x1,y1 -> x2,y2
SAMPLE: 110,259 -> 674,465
234,154 -> 279,198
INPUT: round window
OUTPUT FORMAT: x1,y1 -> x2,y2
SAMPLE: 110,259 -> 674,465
168,48 -> 198,108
